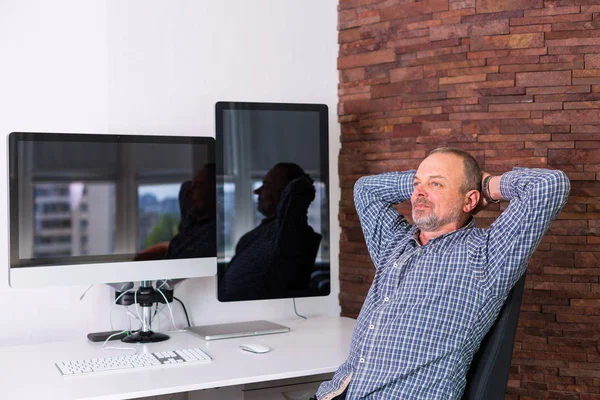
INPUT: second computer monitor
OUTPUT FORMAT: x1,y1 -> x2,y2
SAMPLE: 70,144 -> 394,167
215,101 -> 330,302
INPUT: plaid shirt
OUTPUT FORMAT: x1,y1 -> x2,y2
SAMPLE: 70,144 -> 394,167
317,168 -> 570,400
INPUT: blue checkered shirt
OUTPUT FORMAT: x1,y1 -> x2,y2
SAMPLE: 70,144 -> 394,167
316,168 -> 570,400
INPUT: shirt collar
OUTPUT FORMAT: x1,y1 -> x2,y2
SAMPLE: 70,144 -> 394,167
410,217 -> 476,246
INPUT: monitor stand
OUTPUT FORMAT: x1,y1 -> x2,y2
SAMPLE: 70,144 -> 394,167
186,320 -> 290,341
121,281 -> 170,343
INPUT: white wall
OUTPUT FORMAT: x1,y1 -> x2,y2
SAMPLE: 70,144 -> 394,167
0,0 -> 340,346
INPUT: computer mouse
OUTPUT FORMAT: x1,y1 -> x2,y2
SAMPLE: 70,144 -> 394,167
239,343 -> 271,354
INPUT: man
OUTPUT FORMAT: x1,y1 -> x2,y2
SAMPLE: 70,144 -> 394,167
218,162 -> 322,301
314,148 -> 570,399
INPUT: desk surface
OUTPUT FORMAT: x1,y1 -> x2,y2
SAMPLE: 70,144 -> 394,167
0,316 -> 354,400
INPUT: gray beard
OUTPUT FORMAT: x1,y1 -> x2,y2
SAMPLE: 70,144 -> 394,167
412,206 -> 463,232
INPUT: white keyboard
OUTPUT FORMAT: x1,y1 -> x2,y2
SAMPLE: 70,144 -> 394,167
55,348 -> 211,376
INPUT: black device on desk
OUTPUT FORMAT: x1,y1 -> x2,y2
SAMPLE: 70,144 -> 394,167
87,330 -> 130,342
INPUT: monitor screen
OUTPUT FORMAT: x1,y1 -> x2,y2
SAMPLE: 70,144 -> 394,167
215,102 -> 330,301
8,132 -> 217,287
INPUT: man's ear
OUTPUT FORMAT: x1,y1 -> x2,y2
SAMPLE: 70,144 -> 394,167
464,189 -> 480,213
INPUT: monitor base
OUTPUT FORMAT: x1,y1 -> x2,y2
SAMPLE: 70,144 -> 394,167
122,330 -> 170,343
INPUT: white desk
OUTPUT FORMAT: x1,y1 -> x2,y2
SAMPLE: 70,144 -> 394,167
0,316 -> 355,400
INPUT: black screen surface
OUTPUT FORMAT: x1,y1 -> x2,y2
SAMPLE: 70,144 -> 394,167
215,102 -> 330,301
9,132 -> 216,269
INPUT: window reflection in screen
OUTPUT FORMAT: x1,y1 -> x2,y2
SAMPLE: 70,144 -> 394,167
32,182 -> 115,258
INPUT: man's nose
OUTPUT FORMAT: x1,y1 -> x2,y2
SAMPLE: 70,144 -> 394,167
414,185 -> 428,197
254,186 -> 262,195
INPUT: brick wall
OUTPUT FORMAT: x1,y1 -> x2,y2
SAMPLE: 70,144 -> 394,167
337,1 -> 600,398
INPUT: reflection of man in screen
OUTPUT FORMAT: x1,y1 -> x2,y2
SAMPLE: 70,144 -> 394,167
134,164 -> 217,261
165,163 -> 217,259
219,163 -> 322,301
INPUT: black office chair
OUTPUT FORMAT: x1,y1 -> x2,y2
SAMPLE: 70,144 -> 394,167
462,274 -> 527,400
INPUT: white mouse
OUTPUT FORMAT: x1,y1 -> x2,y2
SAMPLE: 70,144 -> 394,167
239,343 -> 271,354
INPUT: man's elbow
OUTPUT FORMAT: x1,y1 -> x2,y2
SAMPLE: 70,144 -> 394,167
353,176 -> 369,202
544,169 -> 571,211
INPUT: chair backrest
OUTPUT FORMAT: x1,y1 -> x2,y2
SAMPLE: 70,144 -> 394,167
461,274 -> 527,400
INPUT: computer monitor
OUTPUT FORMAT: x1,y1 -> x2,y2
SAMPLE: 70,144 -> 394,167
215,102 -> 330,303
8,132 -> 217,342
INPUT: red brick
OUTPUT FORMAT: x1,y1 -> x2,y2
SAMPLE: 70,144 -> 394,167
389,66 -> 423,82
447,65 -> 498,76
541,55 -> 583,63
338,0 -> 378,10
372,79 -> 439,98
429,24 -> 469,41
450,0 -> 475,10
516,71 -> 572,87
338,49 -> 396,69
524,6 -> 581,17
546,29 -> 600,41
443,79 -> 515,90
486,55 -> 542,65
548,37 -> 600,48
549,45 -> 600,56
552,21 -> 600,31
549,149 -> 600,164
479,87 -> 527,95
586,54 -> 600,69
479,94 -> 532,104
500,62 -> 583,73
439,73 -> 487,84
564,101 -> 600,109
380,0 -> 449,21
415,44 -> 470,59
469,19 -> 510,36
476,0 -> 542,14
341,67 -> 366,83
489,102 -> 563,111
470,33 -> 544,51
577,141 -> 600,148
511,13 -> 593,27
544,109 -> 600,125
574,69 -> 600,77
527,86 -> 591,95
339,28 -> 361,44
433,8 -> 476,20
450,111 -> 529,121
510,24 -> 552,34
575,252 -> 600,268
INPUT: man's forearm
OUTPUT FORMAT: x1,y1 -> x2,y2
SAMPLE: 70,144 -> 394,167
353,171 -> 416,267
354,171 -> 416,208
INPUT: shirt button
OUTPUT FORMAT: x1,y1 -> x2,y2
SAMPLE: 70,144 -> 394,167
369,324 -> 374,329
384,297 -> 390,302
393,262 -> 398,268
359,358 -> 365,363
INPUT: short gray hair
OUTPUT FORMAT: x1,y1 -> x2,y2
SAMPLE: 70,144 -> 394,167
428,147 -> 482,193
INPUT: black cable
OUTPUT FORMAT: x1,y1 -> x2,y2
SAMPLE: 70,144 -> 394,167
293,298 -> 307,319
174,296 -> 191,328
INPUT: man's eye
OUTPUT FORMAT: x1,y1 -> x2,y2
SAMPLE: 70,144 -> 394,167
432,182 -> 441,187
413,182 -> 420,187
